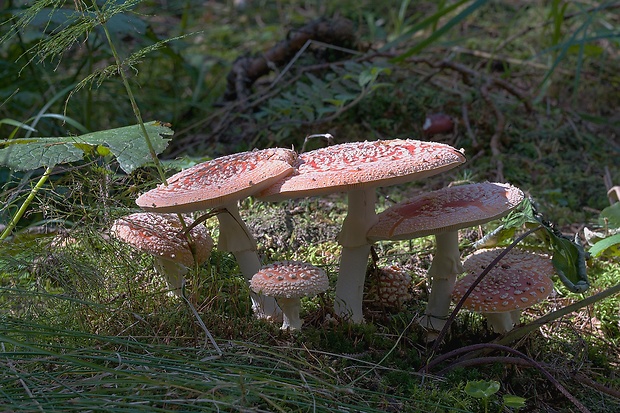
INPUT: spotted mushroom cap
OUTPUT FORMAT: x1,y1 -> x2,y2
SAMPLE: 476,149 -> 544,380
111,212 -> 214,267
367,182 -> 524,241
452,248 -> 555,314
374,264 -> 413,308
257,139 -> 466,201
136,148 -> 297,213
250,261 -> 329,299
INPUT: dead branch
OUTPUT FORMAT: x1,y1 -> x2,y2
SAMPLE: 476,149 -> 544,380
224,16 -> 356,102
422,343 -> 592,413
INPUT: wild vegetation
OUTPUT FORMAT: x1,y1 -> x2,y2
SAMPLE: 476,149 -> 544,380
1,1 -> 619,412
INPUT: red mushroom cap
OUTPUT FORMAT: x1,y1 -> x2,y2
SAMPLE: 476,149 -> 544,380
257,139 -> 466,201
250,261 -> 329,299
136,148 -> 297,213
452,248 -> 555,314
367,182 -> 524,241
111,212 -> 214,267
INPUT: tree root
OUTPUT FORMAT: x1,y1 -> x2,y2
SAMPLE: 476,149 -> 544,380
223,16 -> 356,102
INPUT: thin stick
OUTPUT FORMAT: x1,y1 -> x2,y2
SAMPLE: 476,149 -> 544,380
300,133 -> 334,153
423,343 -> 591,413
181,283 -> 222,357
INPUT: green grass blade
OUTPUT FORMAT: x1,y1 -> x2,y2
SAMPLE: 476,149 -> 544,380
390,0 -> 488,61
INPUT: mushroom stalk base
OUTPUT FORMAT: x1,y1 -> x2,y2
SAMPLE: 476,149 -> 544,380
483,311 -> 518,334
153,257 -> 188,298
334,189 -> 378,323
420,231 -> 464,332
277,297 -> 303,330
216,203 -> 282,322
335,244 -> 372,323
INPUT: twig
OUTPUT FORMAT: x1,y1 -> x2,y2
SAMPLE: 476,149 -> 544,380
181,284 -> 222,357
480,79 -> 506,181
427,60 -> 533,112
423,343 -> 592,413
460,102 -> 478,148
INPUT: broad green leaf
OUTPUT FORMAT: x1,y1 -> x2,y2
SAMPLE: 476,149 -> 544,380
0,138 -> 84,170
589,233 -> 620,258
464,380 -> 500,399
551,235 -> 589,293
0,121 -> 173,173
599,203 -> 620,229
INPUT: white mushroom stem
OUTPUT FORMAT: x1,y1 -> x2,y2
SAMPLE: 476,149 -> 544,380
276,297 -> 303,330
421,231 -> 464,331
216,202 -> 282,321
153,257 -> 188,298
483,312 -> 518,334
334,189 -> 378,323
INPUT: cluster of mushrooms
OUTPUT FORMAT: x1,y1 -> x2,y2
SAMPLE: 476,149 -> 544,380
111,139 -> 556,333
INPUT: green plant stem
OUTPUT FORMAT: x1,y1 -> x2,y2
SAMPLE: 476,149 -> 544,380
91,1 -> 167,184
0,166 -> 52,241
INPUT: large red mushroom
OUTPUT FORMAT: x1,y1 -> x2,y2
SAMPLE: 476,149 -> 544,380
258,139 -> 466,323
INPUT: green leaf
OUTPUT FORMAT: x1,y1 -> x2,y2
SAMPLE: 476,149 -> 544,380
503,394 -> 527,409
551,235 -> 589,293
464,380 -> 500,399
0,119 -> 37,133
589,233 -> 620,258
391,0 -> 488,61
0,121 -> 173,173
599,203 -> 620,228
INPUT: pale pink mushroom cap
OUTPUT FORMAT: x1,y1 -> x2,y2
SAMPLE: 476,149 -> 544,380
453,248 -> 555,314
136,148 -> 297,213
367,182 -> 524,241
250,261 -> 329,299
257,139 -> 466,201
111,212 -> 214,267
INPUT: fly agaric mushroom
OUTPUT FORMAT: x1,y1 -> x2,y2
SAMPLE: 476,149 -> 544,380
453,248 -> 555,333
111,212 -> 214,297
250,261 -> 329,330
258,139 -> 465,323
367,182 -> 524,333
136,148 -> 297,319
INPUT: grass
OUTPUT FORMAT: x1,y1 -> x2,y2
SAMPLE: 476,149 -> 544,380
1,0 -> 620,412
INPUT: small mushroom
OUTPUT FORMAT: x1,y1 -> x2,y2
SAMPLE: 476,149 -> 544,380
367,182 -> 524,333
453,248 -> 555,333
136,148 -> 297,320
250,261 -> 329,330
111,212 -> 214,297
258,139 -> 465,323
